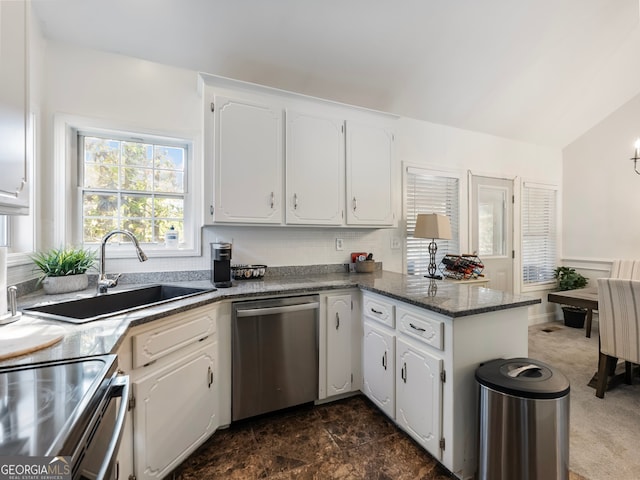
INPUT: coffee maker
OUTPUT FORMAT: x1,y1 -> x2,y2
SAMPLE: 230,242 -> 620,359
211,242 -> 232,288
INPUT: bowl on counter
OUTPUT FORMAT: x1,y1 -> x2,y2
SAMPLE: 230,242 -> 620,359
231,264 -> 267,280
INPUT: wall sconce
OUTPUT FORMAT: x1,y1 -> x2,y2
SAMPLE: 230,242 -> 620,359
414,213 -> 452,279
632,138 -> 640,175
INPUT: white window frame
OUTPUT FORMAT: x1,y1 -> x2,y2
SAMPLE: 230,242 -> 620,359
403,164 -> 466,276
521,181 -> 558,291
53,114 -> 202,258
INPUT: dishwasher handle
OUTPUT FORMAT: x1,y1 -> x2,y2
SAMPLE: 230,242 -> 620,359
235,301 -> 320,317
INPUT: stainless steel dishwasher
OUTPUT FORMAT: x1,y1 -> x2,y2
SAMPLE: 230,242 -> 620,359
232,295 -> 319,421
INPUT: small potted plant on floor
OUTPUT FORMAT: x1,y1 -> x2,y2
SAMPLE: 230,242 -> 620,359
553,266 -> 589,328
31,247 -> 97,294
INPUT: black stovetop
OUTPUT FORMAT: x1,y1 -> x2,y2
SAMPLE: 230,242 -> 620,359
0,355 -> 117,456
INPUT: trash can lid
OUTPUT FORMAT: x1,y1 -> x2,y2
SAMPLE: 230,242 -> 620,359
475,357 -> 570,399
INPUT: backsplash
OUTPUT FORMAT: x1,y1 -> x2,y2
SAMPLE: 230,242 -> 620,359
14,263 -> 383,297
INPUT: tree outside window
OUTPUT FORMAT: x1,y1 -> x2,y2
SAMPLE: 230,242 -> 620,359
81,135 -> 186,245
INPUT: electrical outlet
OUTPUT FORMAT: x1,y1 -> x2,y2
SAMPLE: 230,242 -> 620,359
391,236 -> 402,249
335,238 -> 344,251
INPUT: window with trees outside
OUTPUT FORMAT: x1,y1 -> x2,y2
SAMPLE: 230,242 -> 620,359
79,133 -> 187,247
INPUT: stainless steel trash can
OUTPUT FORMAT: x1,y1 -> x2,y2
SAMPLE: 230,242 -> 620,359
476,357 -> 570,480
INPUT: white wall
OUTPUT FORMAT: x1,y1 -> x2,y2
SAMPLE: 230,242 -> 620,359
31,40 -> 563,307
562,90 -> 640,279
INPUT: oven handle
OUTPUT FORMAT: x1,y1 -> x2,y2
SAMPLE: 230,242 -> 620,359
96,374 -> 130,480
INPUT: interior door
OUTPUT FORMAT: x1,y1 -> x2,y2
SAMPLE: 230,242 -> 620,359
471,175 -> 514,293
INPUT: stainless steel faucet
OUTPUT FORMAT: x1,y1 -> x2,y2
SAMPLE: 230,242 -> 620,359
97,229 -> 148,294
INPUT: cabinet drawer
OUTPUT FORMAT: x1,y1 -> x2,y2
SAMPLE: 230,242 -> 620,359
362,293 -> 395,328
397,305 -> 443,351
132,309 -> 216,368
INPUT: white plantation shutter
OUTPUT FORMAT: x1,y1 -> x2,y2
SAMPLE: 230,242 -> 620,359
405,168 -> 460,276
522,183 -> 557,285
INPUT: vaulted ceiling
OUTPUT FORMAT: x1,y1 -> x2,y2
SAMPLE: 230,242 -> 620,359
31,0 -> 640,148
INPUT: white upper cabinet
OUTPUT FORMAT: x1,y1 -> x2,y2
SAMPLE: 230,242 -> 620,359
346,121 -> 394,226
285,110 -> 344,225
0,0 -> 29,214
210,96 -> 283,224
201,74 -> 397,227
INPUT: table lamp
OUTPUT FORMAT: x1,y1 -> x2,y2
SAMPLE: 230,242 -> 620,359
414,213 -> 452,279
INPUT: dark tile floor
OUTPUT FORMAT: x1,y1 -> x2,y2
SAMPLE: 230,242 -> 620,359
170,395 -> 457,480
170,394 -> 588,480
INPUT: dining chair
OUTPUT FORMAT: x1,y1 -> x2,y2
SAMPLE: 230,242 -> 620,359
609,260 -> 640,280
596,278 -> 640,398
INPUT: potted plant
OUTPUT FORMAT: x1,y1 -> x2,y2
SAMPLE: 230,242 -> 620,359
553,266 -> 589,328
31,247 -> 97,294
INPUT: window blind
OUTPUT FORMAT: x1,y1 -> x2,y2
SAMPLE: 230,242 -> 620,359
405,169 -> 460,276
522,184 -> 557,285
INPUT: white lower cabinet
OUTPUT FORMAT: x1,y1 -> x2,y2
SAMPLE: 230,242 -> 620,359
133,342 -> 217,480
395,336 -> 443,458
362,319 -> 395,418
326,294 -> 352,396
116,304 -> 220,480
361,291 -> 530,479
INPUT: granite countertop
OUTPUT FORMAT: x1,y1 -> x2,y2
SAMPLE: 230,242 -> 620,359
8,270 -> 540,367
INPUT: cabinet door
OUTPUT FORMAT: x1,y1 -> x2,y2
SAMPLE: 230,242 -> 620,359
133,342 -> 218,480
0,0 -> 29,214
345,121 -> 394,225
326,294 -> 352,396
362,320 -> 395,418
396,337 -> 443,458
213,96 -> 283,223
286,110 -> 344,225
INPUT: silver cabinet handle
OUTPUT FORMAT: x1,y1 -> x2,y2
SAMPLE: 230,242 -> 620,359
294,193 -> 298,210
207,366 -> 214,388
409,323 -> 426,332
336,312 -> 340,330
270,192 -> 275,209
353,196 -> 357,211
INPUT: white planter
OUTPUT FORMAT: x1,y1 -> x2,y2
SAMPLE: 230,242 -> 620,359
42,273 -> 89,295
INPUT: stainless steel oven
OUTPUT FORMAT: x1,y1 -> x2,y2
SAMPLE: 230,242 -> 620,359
0,355 -> 129,480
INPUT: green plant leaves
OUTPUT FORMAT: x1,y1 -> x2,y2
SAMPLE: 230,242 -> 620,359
553,266 -> 588,291
31,247 -> 97,277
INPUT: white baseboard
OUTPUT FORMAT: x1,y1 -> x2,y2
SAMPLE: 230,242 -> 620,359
528,311 -> 557,326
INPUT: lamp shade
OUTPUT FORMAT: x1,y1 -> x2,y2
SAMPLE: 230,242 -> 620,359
414,213 -> 452,240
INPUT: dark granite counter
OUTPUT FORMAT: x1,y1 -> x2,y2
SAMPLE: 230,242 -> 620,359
8,270 -> 539,367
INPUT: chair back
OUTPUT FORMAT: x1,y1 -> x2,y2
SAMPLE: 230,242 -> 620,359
597,278 -> 640,363
609,260 -> 640,280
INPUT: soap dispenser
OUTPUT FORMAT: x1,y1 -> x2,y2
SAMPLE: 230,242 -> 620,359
164,225 -> 179,248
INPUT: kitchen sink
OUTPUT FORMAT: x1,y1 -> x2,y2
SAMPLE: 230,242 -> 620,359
22,284 -> 216,324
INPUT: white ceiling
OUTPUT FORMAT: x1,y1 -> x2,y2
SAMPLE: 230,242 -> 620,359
31,0 -> 640,148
